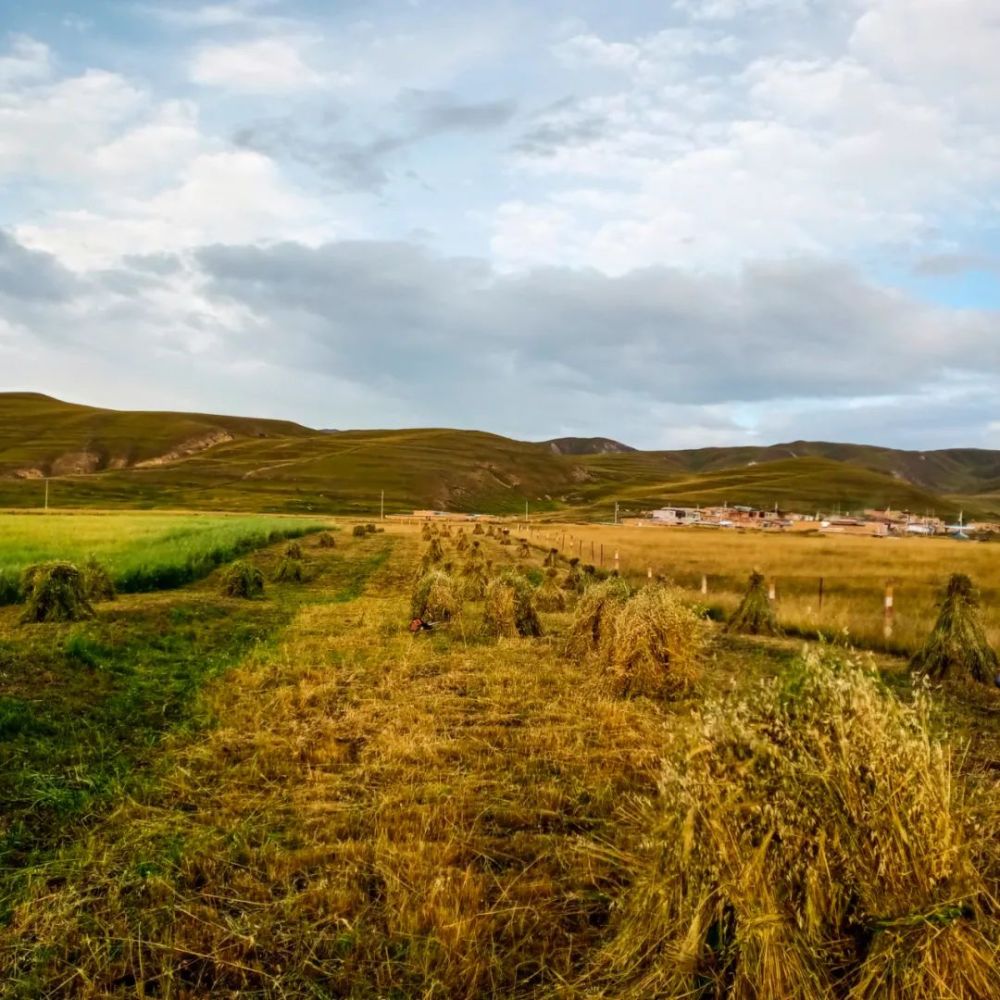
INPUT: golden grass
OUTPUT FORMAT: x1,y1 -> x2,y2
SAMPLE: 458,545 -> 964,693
585,649 -> 1000,999
2,520 -> 997,997
528,523 -> 1000,654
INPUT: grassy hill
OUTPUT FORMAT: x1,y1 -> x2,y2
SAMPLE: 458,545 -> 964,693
0,393 -> 996,518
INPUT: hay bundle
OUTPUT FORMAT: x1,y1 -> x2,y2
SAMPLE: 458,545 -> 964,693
910,573 -> 999,684
460,560 -> 490,600
20,562 -> 95,623
473,523 -> 484,535
562,557 -> 583,593
600,584 -> 707,697
421,523 -> 432,541
284,541 -> 303,559
543,547 -> 559,568
590,650 -> 1000,999
352,524 -> 368,538
536,568 -> 567,612
483,572 -> 543,638
426,537 -> 445,563
411,570 -> 462,622
220,561 -> 265,599
499,534 -> 512,546
365,523 -> 377,534
465,540 -> 486,567
316,532 -> 337,549
81,556 -> 116,603
440,524 -> 452,539
455,533 -> 470,553
273,556 -> 306,584
726,570 -> 782,636
517,539 -> 531,558
567,577 -> 630,655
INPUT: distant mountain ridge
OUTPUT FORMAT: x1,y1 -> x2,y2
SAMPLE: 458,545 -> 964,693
0,392 -> 997,517
543,437 -> 636,456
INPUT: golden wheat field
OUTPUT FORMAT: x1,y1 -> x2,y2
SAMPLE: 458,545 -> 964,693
523,522 -> 1000,655
1,518 -> 998,998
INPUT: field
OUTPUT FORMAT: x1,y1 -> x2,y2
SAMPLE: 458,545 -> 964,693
527,523 -> 1000,655
0,512 -> 324,602
1,517 -> 998,997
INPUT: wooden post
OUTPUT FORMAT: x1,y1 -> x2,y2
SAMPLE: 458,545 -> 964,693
768,580 -> 777,602
614,549 -> 620,573
647,566 -> 653,579
590,540 -> 595,560
600,544 -> 604,567
578,539 -> 582,557
700,573 -> 708,595
818,576 -> 824,613
883,581 -> 894,640
561,532 -> 566,551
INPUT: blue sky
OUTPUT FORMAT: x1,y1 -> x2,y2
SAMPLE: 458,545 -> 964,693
1,0 -> 999,449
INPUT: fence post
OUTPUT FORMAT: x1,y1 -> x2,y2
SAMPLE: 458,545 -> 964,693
600,544 -> 604,567
818,576 -> 824,612
647,566 -> 653,579
614,549 -> 620,573
883,581 -> 894,640
700,573 -> 708,595
591,540 -> 595,561
768,580 -> 777,602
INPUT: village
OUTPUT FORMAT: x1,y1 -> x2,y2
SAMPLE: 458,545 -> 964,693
627,504 -> 993,538
405,505 -> 997,539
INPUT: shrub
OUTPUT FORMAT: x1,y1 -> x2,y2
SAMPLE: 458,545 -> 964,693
726,570 -> 781,636
483,571 -> 542,638
910,573 -> 999,685
220,561 -> 265,599
352,525 -> 368,538
81,556 -> 116,603
600,584 -> 708,698
20,562 -> 95,623
411,570 -> 462,622
590,650 -> 1000,999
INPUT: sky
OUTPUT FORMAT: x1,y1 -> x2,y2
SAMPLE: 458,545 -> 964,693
1,0 -> 999,450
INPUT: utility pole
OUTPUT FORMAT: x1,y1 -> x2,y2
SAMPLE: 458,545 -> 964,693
44,478 -> 49,511
525,498 -> 528,523
614,501 -> 619,525
380,490 -> 384,520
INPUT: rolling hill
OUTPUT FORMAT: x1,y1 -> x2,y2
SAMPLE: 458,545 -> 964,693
1,392 -> 997,518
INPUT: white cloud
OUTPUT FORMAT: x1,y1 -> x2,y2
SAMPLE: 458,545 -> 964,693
190,37 -> 329,92
0,34 -> 51,85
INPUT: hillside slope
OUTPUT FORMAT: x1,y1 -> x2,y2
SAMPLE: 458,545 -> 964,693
0,393 -> 311,477
0,393 -> 994,517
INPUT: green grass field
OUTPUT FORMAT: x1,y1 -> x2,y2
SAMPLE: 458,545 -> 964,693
0,512 -> 326,602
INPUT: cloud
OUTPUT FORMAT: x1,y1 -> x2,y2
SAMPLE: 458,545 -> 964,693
190,37 -> 329,92
236,90 -> 516,192
0,34 -> 51,85
0,229 -> 77,300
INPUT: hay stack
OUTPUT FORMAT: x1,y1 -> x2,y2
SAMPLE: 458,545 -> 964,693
473,523 -> 484,536
352,525 -> 368,538
460,560 -> 490,600
517,539 -> 531,558
910,573 -> 999,684
600,584 -> 707,697
561,557 -> 583,593
483,572 -> 543,638
726,570 -> 782,636
284,541 -> 303,559
316,533 -> 337,549
543,547 -> 559,568
411,570 -> 462,622
590,649 -> 1000,998
220,561 -> 265,599
455,533 -> 470,553
273,556 -> 306,584
567,577 -> 630,656
20,562 -> 95,623
421,523 -> 433,541
365,523 -> 377,534
81,556 -> 116,603
426,537 -> 445,563
465,540 -> 486,567
536,568 -> 567,612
